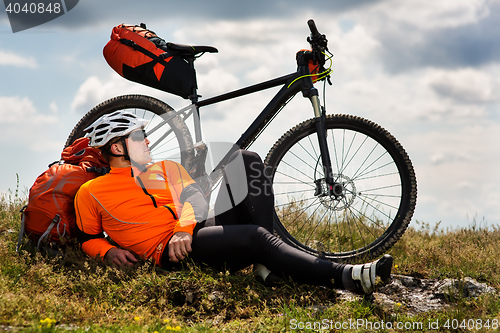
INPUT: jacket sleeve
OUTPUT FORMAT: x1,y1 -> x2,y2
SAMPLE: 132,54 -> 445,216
74,182 -> 116,259
163,161 -> 209,234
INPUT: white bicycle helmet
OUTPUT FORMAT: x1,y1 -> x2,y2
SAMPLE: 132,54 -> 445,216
84,111 -> 148,148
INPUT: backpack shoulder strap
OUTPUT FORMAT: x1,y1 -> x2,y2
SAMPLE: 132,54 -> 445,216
17,206 -> 62,252
36,214 -> 61,250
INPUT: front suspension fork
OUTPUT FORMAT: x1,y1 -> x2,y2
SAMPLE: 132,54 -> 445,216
309,88 -> 342,198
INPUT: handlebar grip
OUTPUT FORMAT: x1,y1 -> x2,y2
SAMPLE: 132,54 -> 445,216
307,19 -> 320,38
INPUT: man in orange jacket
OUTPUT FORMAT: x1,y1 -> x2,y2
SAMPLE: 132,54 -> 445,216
75,111 -> 393,294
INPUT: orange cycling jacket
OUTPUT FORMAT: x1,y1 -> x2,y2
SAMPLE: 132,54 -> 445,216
74,160 -> 208,265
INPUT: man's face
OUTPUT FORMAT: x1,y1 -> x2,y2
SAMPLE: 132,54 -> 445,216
126,129 -> 152,165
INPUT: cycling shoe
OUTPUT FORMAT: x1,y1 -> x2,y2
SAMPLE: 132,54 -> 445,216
342,254 -> 393,294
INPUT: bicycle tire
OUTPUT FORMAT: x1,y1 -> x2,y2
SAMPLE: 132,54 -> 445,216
66,94 -> 195,171
264,114 -> 417,263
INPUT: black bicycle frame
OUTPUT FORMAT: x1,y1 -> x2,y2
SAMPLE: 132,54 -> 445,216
190,68 -> 336,189
196,73 -> 298,147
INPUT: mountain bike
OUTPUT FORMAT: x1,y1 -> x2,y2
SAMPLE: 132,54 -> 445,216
66,20 -> 417,263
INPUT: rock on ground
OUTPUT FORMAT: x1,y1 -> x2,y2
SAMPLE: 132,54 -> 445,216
338,275 -> 496,316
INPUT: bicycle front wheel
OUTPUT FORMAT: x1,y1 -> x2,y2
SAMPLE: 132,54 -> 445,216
66,94 -> 195,171
264,114 -> 417,262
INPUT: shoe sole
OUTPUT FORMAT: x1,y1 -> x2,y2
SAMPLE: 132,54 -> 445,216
376,254 -> 393,282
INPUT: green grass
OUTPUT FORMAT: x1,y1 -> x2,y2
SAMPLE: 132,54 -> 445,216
277,198 -> 401,256
1,191 -> 500,332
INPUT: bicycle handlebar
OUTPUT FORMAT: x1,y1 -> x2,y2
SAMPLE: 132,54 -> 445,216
306,19 -> 329,63
307,20 -> 327,48
307,19 -> 320,38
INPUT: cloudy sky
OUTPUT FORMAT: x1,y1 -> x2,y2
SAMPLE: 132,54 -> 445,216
1,0 -> 499,230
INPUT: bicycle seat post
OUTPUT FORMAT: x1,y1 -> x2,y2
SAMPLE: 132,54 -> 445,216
187,57 -> 203,143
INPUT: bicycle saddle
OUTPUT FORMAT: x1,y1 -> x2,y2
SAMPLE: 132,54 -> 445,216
167,42 -> 218,55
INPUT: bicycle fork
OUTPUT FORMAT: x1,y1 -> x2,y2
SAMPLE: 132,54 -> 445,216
309,88 -> 344,199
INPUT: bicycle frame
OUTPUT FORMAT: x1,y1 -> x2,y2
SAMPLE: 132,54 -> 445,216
195,73 -> 298,148
145,55 -> 336,192
194,73 -> 301,171
184,69 -> 334,189
64,20 -> 415,262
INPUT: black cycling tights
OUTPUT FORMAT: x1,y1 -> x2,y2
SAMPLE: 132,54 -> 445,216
162,150 -> 345,288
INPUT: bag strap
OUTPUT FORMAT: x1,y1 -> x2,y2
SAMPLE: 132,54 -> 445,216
16,205 -> 27,253
36,214 -> 60,250
56,216 -> 66,239
120,38 -> 171,67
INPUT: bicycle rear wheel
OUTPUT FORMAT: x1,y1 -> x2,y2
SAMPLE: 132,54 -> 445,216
66,94 -> 195,171
264,114 -> 417,262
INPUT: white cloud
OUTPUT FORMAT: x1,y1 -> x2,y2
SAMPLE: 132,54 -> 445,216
428,68 -> 500,104
71,76 -> 113,113
0,96 -> 37,123
70,74 -> 167,114
0,96 -> 60,152
371,0 -> 490,30
61,9 -> 500,230
49,101 -> 58,113
0,50 -> 38,68
321,62 -> 497,128
174,18 -> 309,82
70,18 -> 307,117
349,0 -> 499,73
403,121 -> 500,227
197,68 -> 241,99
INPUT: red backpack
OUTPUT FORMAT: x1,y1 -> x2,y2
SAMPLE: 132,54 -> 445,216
103,23 -> 196,99
17,137 -> 109,251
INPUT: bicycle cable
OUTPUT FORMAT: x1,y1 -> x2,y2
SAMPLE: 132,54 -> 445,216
287,50 -> 334,89
322,51 -> 333,110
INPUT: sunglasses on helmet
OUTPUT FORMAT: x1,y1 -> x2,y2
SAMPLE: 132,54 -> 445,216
128,129 -> 148,142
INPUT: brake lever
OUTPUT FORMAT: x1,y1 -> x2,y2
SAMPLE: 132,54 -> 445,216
307,33 -> 328,59
308,35 -> 328,50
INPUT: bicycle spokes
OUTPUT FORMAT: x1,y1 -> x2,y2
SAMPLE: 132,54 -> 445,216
266,115 -> 415,260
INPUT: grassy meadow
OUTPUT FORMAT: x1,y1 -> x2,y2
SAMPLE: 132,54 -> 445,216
1,190 -> 500,332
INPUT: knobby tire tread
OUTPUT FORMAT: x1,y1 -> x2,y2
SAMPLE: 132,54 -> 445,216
265,114 -> 417,263
65,94 -> 195,171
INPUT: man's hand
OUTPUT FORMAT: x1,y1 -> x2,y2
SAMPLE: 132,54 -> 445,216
105,248 -> 138,267
168,232 -> 193,263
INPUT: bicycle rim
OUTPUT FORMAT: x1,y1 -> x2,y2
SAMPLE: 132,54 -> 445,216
265,114 -> 417,262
